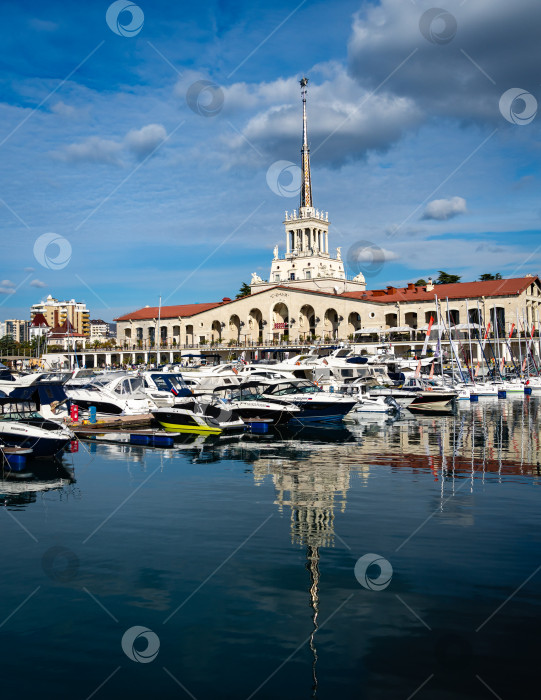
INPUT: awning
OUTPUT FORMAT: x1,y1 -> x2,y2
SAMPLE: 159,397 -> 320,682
454,323 -> 481,330
384,326 -> 413,333
354,327 -> 382,334
418,324 -> 445,332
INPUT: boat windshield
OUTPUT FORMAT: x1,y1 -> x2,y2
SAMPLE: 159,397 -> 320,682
0,401 -> 41,419
147,374 -> 191,396
267,382 -> 320,396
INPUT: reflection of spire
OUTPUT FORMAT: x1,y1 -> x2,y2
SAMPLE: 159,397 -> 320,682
300,77 -> 313,210
306,544 -> 320,698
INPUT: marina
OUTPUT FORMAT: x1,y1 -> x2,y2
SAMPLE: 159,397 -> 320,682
1,2 -> 540,697
1,398 -> 539,699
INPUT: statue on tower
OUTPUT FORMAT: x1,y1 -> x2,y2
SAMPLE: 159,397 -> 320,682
336,247 -> 342,260
273,245 -> 279,260
251,271 -> 263,284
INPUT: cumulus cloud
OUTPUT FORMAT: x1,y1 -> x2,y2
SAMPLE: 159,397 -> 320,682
217,67 -> 422,168
58,136 -> 123,165
0,280 -> 15,295
54,123 -> 167,165
348,0 -> 541,126
124,124 -> 167,159
30,279 -> 47,288
51,101 -> 89,120
422,196 -> 467,220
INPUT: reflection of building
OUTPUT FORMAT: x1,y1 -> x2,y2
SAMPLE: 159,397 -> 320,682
265,458 -> 350,548
115,78 -> 541,348
253,452 -> 352,696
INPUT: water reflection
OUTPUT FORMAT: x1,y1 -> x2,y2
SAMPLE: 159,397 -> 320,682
0,462 -> 76,508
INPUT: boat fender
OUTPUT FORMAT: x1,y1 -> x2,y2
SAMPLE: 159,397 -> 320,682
295,362 -> 301,366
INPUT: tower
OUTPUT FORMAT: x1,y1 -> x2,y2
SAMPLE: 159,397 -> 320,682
261,77 -> 366,294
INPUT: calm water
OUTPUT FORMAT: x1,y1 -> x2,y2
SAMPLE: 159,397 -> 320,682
1,398 -> 540,699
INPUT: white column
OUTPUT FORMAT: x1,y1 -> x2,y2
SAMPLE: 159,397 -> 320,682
325,231 -> 328,254
286,231 -> 290,255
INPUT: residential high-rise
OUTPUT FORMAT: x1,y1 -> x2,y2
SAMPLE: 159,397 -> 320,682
30,295 -> 90,337
1,319 -> 30,343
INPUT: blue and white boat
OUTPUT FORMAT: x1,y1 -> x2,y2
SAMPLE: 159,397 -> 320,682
261,379 -> 357,422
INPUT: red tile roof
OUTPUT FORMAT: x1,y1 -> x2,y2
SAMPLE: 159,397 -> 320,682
341,277 -> 539,303
114,301 -> 226,322
48,319 -> 85,337
30,313 -> 48,327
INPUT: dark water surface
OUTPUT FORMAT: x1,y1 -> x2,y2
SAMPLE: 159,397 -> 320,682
1,398 -> 540,699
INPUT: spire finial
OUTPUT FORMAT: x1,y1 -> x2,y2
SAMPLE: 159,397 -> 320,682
300,76 -> 312,210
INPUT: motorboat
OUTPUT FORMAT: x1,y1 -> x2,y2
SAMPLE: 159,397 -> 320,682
406,391 -> 457,414
212,381 -> 301,425
0,395 -> 75,458
152,395 -> 245,435
139,371 -> 194,406
261,379 -> 357,422
0,363 -> 45,394
65,374 -> 152,415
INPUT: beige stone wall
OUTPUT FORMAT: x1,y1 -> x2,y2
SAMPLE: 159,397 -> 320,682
116,281 -> 541,346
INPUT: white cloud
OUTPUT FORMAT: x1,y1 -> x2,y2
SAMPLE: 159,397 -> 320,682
57,136 -> 123,165
422,196 -> 467,221
220,66 -> 423,168
51,101 -> 89,120
0,281 -> 15,295
30,279 -> 47,288
54,124 -> 168,165
348,0 -> 541,126
124,124 -> 167,159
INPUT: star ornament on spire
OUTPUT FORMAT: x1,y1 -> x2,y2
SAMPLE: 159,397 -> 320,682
300,76 -> 308,88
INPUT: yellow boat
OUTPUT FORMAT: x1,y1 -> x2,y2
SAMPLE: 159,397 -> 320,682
152,400 -> 244,436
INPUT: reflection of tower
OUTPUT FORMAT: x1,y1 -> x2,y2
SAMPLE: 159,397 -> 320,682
254,456 -> 350,697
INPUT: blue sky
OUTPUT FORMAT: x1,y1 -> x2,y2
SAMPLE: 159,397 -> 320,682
1,0 -> 540,322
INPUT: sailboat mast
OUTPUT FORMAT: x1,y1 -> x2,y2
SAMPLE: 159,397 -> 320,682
435,295 -> 444,381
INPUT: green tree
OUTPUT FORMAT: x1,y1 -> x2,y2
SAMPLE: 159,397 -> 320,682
236,282 -> 251,298
414,278 -> 427,286
436,271 -> 461,284
479,273 -> 502,281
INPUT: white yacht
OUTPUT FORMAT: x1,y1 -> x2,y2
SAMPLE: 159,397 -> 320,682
261,379 -> 357,422
65,374 -> 152,415
0,363 -> 44,394
0,395 -> 75,458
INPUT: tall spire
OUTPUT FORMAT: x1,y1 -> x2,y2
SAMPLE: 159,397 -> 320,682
300,77 -> 313,210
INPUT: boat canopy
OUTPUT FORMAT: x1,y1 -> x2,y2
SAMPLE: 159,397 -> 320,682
8,382 -> 68,407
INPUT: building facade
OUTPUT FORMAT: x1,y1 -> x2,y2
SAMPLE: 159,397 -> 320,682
31,295 -> 90,337
115,78 -> 541,350
1,319 -> 30,343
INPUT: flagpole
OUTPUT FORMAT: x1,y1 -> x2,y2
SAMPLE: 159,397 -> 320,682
156,295 -> 162,365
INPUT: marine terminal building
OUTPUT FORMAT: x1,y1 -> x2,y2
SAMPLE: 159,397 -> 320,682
115,79 -> 541,353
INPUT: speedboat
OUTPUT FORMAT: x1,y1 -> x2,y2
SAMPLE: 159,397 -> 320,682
139,370 -> 194,407
212,381 -> 301,425
261,379 -> 357,422
0,396 -> 75,458
65,374 -> 152,415
152,395 -> 245,435
406,390 -> 457,414
0,363 -> 45,394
